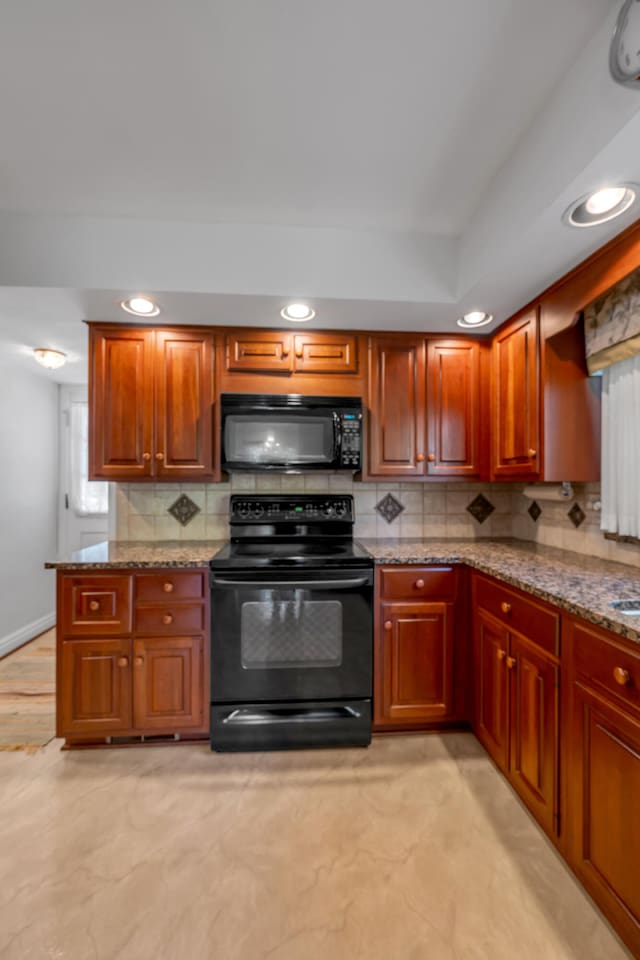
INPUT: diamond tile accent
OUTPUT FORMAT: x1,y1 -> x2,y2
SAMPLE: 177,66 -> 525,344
466,493 -> 495,525
528,501 -> 542,523
375,492 -> 405,525
568,502 -> 586,529
168,493 -> 201,527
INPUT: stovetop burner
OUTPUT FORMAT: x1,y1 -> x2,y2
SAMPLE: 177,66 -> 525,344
210,538 -> 372,569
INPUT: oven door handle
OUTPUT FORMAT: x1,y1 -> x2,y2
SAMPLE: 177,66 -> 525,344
211,576 -> 371,590
222,706 -> 362,725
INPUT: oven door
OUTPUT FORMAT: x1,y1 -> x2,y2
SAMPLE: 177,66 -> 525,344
210,567 -> 373,703
221,409 -> 338,470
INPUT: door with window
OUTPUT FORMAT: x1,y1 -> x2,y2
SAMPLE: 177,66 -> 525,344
59,386 -> 109,555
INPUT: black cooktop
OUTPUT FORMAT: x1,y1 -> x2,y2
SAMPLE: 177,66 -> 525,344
210,538 -> 372,569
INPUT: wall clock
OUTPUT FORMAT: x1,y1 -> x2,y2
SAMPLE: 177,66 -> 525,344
610,0 -> 640,88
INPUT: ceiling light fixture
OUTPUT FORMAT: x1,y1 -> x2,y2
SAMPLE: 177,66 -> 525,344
33,348 -> 67,370
120,296 -> 160,317
280,303 -> 316,322
563,184 -> 637,228
457,311 -> 493,330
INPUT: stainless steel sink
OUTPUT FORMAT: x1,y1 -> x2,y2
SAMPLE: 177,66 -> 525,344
610,599 -> 640,615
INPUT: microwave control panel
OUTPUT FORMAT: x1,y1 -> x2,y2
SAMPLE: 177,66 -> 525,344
339,412 -> 362,468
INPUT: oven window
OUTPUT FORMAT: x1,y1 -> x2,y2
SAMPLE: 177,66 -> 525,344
241,600 -> 343,669
224,415 -> 334,464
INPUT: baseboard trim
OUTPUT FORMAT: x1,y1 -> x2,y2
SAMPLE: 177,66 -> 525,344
0,612 -> 56,659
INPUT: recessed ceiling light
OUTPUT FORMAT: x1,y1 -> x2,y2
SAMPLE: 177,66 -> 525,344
563,184 -> 637,228
33,348 -> 67,370
457,311 -> 493,329
120,296 -> 160,317
280,303 -> 316,322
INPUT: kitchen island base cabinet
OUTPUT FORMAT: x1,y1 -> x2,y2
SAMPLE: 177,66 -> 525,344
565,618 -> 640,959
374,566 -> 467,730
56,570 -> 209,746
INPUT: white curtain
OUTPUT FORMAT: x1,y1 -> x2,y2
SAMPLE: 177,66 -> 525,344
601,353 -> 640,537
70,400 -> 109,516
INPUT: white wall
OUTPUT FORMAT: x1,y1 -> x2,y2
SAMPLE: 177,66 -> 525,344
0,362 -> 58,655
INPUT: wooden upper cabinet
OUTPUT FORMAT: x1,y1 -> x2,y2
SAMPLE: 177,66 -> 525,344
367,337 -> 427,477
293,332 -> 358,374
155,330 -> 215,480
89,325 -> 216,482
491,309 -> 540,479
90,327 -> 154,480
225,331 -> 293,373
426,339 -> 485,478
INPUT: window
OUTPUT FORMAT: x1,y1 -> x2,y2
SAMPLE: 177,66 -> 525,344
601,353 -> 640,538
70,400 -> 108,515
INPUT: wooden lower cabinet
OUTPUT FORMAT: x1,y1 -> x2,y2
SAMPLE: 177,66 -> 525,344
56,570 -> 209,744
374,565 -> 466,729
565,618 -> 640,957
473,581 -> 559,838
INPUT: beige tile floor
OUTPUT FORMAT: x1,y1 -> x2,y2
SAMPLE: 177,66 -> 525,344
0,733 -> 631,960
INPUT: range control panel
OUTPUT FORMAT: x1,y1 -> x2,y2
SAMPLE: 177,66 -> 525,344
229,495 -> 354,523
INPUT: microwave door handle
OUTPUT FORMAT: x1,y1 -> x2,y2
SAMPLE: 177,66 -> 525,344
211,577 -> 371,590
333,412 -> 341,461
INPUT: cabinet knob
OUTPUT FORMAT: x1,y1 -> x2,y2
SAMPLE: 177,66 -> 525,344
155,452 -> 165,461
528,449 -> 537,458
162,613 -> 174,625
295,348 -> 303,358
384,620 -> 393,631
142,452 -> 151,462
506,656 -> 516,669
134,656 -> 144,667
163,582 -> 174,593
281,349 -> 289,358
89,600 -> 100,612
613,666 -> 631,686
427,453 -> 436,462
117,656 -> 128,668
500,601 -> 512,615
416,453 -> 426,463
415,579 -> 425,589
497,649 -> 506,661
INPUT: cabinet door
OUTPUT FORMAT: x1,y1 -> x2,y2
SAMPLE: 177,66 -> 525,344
426,340 -> 484,477
491,309 -> 540,479
132,636 -> 205,732
474,607 -> 509,772
225,331 -> 293,373
376,601 -> 453,726
58,639 -> 132,737
367,337 -> 427,477
293,333 -> 358,374
508,633 -> 558,836
89,327 -> 154,480
154,329 -> 215,480
567,682 -> 640,957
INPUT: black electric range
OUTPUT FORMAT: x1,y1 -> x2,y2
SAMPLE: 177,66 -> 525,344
209,494 -> 374,752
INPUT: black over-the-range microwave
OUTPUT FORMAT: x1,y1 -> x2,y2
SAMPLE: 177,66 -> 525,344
220,393 -> 363,473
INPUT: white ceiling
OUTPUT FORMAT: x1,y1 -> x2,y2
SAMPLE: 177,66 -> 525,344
0,0 -> 639,384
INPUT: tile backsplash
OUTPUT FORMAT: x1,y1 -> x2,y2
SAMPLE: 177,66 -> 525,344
113,476 -> 640,567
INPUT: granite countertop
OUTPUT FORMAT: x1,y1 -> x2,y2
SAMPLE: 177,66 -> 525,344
46,537 -> 640,644
361,538 -> 640,644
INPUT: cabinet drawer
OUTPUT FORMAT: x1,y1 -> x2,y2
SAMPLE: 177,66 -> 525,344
135,603 -> 206,635
572,619 -> 640,717
60,574 -> 133,636
474,575 -> 559,656
135,572 -> 206,604
379,566 -> 457,601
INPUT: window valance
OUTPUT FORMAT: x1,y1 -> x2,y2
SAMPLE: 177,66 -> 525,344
584,265 -> 640,374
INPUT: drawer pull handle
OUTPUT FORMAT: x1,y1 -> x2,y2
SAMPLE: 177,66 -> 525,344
89,600 -> 100,612
500,601 -> 512,615
416,453 -> 426,463
134,656 -> 144,667
415,578 -> 425,589
163,582 -> 174,593
497,648 -> 506,661
117,656 -> 128,668
613,666 -> 631,686
384,620 -> 393,631
506,656 -> 516,669
162,613 -> 174,625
